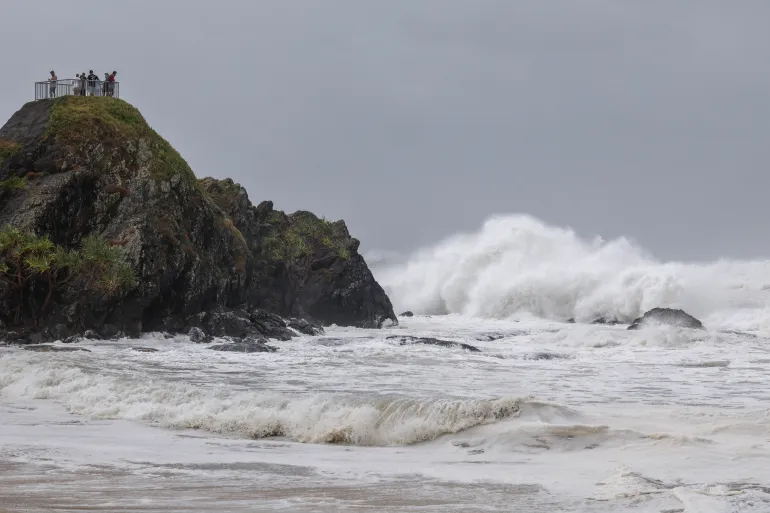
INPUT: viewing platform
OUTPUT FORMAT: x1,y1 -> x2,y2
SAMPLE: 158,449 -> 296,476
35,79 -> 120,101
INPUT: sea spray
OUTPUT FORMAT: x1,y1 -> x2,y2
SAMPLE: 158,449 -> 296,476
372,214 -> 770,331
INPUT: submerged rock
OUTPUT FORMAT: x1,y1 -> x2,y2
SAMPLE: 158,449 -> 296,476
130,347 -> 159,353
522,352 -> 570,360
209,338 -> 277,353
399,311 -> 414,317
287,318 -> 324,336
627,308 -> 704,330
387,335 -> 481,352
24,345 -> 91,353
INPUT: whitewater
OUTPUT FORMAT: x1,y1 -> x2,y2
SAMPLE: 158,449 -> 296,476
1,214 -> 770,512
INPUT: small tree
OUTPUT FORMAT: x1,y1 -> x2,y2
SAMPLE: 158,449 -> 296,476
0,226 -> 135,325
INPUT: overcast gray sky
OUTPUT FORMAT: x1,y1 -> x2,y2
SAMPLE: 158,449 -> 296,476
2,1 -> 770,260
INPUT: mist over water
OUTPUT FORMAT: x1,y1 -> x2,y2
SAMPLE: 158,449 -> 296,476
372,214 -> 770,332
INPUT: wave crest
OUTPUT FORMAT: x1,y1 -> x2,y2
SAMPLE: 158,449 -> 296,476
0,354 -> 525,446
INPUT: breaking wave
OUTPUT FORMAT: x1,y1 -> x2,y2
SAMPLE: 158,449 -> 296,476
374,214 -> 770,331
0,353 -> 526,446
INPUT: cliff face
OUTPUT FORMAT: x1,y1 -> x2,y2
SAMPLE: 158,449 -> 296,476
0,97 -> 396,337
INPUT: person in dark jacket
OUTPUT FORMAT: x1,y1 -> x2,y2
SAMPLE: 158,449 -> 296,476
86,70 -> 99,96
79,73 -> 87,96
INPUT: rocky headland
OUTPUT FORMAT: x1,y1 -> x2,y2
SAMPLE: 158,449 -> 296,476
0,96 -> 397,344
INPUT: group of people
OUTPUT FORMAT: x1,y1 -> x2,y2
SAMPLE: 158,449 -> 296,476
47,70 -> 118,98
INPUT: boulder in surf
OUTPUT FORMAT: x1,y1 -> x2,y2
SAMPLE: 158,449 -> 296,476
627,308 -> 704,330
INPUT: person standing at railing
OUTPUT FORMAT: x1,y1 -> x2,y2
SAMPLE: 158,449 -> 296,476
79,73 -> 87,96
87,70 -> 99,96
48,71 -> 57,98
107,71 -> 117,97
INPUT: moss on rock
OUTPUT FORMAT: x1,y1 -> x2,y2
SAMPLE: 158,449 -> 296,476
44,96 -> 196,184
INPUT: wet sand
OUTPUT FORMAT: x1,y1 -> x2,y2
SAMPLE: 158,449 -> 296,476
0,459 -> 570,513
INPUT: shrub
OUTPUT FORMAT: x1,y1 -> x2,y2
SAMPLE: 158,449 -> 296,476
0,176 -> 26,190
0,226 -> 135,324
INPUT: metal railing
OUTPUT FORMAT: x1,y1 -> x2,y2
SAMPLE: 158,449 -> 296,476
35,79 -> 120,101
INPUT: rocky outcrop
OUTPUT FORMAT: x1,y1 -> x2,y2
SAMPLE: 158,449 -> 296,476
0,97 -> 397,338
627,308 -> 704,330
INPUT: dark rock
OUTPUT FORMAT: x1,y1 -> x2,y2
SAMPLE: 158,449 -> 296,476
627,308 -> 705,331
84,330 -> 99,340
28,332 -> 44,344
5,331 -> 26,342
187,308 -> 258,339
0,97 -> 397,339
387,335 -> 481,353
399,311 -> 414,317
99,324 -> 121,339
287,318 -> 324,336
130,347 -> 159,353
250,309 -> 294,340
188,327 -> 209,343
591,317 -> 622,325
62,335 -> 81,344
157,316 -> 186,334
49,324 -> 71,341
24,345 -> 91,352
209,340 -> 277,353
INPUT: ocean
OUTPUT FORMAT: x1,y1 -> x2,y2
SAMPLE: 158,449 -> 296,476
1,215 -> 769,512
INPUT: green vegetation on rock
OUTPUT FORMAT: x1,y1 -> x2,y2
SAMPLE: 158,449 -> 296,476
220,216 -> 247,249
0,176 -> 26,190
0,138 -> 21,168
44,96 -> 196,184
262,213 -> 351,264
198,177 -> 243,212
0,225 -> 135,324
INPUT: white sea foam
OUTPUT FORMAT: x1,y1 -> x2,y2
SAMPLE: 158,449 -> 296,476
374,214 -> 770,332
0,353 -> 527,446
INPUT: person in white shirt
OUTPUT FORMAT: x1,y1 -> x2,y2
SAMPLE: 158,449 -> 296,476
48,71 -> 57,98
